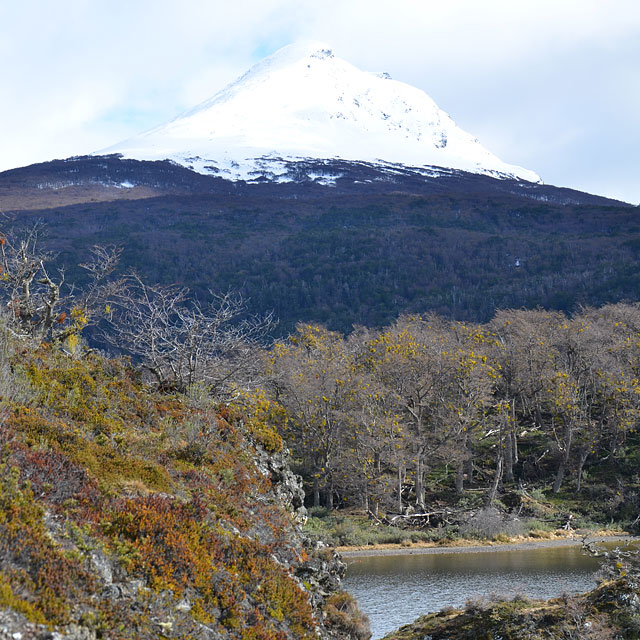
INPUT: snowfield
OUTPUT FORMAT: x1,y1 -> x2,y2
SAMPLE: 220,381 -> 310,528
100,41 -> 541,184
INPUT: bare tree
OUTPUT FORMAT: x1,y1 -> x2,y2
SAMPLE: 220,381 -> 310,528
0,223 -> 61,341
264,324 -> 354,507
0,223 -> 122,345
104,273 -> 273,396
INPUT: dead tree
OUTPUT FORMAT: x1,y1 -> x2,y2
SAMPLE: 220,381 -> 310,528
104,274 -> 273,396
0,224 -> 122,345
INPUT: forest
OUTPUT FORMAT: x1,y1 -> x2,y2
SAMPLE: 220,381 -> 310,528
2,223 -> 640,534
266,307 -> 640,525
6,185 -> 640,337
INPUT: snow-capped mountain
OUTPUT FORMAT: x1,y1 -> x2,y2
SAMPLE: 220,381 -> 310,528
101,42 -> 540,184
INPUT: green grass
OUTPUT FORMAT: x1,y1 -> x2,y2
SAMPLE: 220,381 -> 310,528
304,509 -> 451,547
303,481 -> 634,548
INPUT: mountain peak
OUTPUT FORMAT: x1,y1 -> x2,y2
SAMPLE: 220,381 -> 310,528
262,40 -> 335,63
101,43 -> 540,184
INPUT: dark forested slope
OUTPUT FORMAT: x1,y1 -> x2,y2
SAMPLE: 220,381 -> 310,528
2,169 -> 638,336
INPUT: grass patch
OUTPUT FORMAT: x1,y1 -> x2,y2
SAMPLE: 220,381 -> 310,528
304,509 -> 449,547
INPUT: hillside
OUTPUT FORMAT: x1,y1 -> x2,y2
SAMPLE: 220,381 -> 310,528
0,164 -> 635,337
0,319 -> 368,639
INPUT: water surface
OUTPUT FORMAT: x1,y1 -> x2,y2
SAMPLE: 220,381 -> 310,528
343,546 -> 601,639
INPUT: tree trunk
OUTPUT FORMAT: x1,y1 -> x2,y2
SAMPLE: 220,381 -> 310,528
465,437 -> 474,487
504,429 -> 514,483
313,476 -> 320,508
397,463 -> 404,513
535,403 -> 543,428
576,448 -> 589,493
553,423 -> 573,494
553,457 -> 566,494
456,432 -> 470,493
415,455 -> 425,509
455,458 -> 465,494
485,453 -> 503,507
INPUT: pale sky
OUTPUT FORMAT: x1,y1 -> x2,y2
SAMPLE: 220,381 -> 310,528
2,0 -> 639,203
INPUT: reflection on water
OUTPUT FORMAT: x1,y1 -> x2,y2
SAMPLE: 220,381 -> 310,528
343,546 -> 601,639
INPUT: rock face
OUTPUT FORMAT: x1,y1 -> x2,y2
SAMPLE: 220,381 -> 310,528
0,340 -> 367,640
250,430 -> 307,521
249,432 -> 367,639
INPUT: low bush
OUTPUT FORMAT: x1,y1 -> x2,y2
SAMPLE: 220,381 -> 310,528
323,591 -> 370,640
458,507 -> 525,541
524,518 -> 555,537
304,511 -> 438,546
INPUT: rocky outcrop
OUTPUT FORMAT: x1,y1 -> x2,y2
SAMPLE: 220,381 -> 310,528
250,433 -> 370,640
250,433 -> 306,521
382,577 -> 640,640
0,343 -> 368,640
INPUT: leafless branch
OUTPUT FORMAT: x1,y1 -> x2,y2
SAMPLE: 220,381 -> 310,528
103,274 -> 273,396
0,226 -> 125,345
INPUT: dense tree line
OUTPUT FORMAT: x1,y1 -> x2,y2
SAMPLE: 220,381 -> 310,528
9,191 -> 640,336
3,223 -> 640,520
265,305 -> 640,514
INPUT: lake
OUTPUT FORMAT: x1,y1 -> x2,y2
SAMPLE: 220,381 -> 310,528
343,545 -> 602,639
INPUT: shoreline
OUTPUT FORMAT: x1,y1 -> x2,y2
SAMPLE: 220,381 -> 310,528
338,533 -> 637,558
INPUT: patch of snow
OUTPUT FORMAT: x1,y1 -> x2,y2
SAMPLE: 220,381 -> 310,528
99,41 -> 541,184
305,171 -> 342,186
35,178 -> 138,190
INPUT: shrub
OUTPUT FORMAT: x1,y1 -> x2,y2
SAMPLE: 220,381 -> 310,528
0,463 -> 91,625
525,518 -> 555,538
307,506 -> 330,519
458,507 -> 524,540
0,300 -> 363,639
323,591 -> 370,640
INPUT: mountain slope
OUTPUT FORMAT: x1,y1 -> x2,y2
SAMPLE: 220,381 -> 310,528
0,323 -> 364,640
101,42 -> 540,184
2,182 -> 636,337
0,154 -> 619,213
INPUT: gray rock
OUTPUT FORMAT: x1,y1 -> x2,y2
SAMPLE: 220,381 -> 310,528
89,550 -> 113,584
175,598 -> 192,612
60,625 -> 95,640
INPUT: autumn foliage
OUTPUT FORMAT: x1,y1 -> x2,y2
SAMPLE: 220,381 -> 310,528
267,306 -> 640,518
0,326 -> 324,639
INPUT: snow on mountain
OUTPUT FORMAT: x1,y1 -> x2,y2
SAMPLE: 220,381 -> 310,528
101,42 -> 540,184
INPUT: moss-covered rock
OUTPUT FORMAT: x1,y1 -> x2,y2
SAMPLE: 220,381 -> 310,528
383,579 -> 640,640
0,334 -> 368,640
